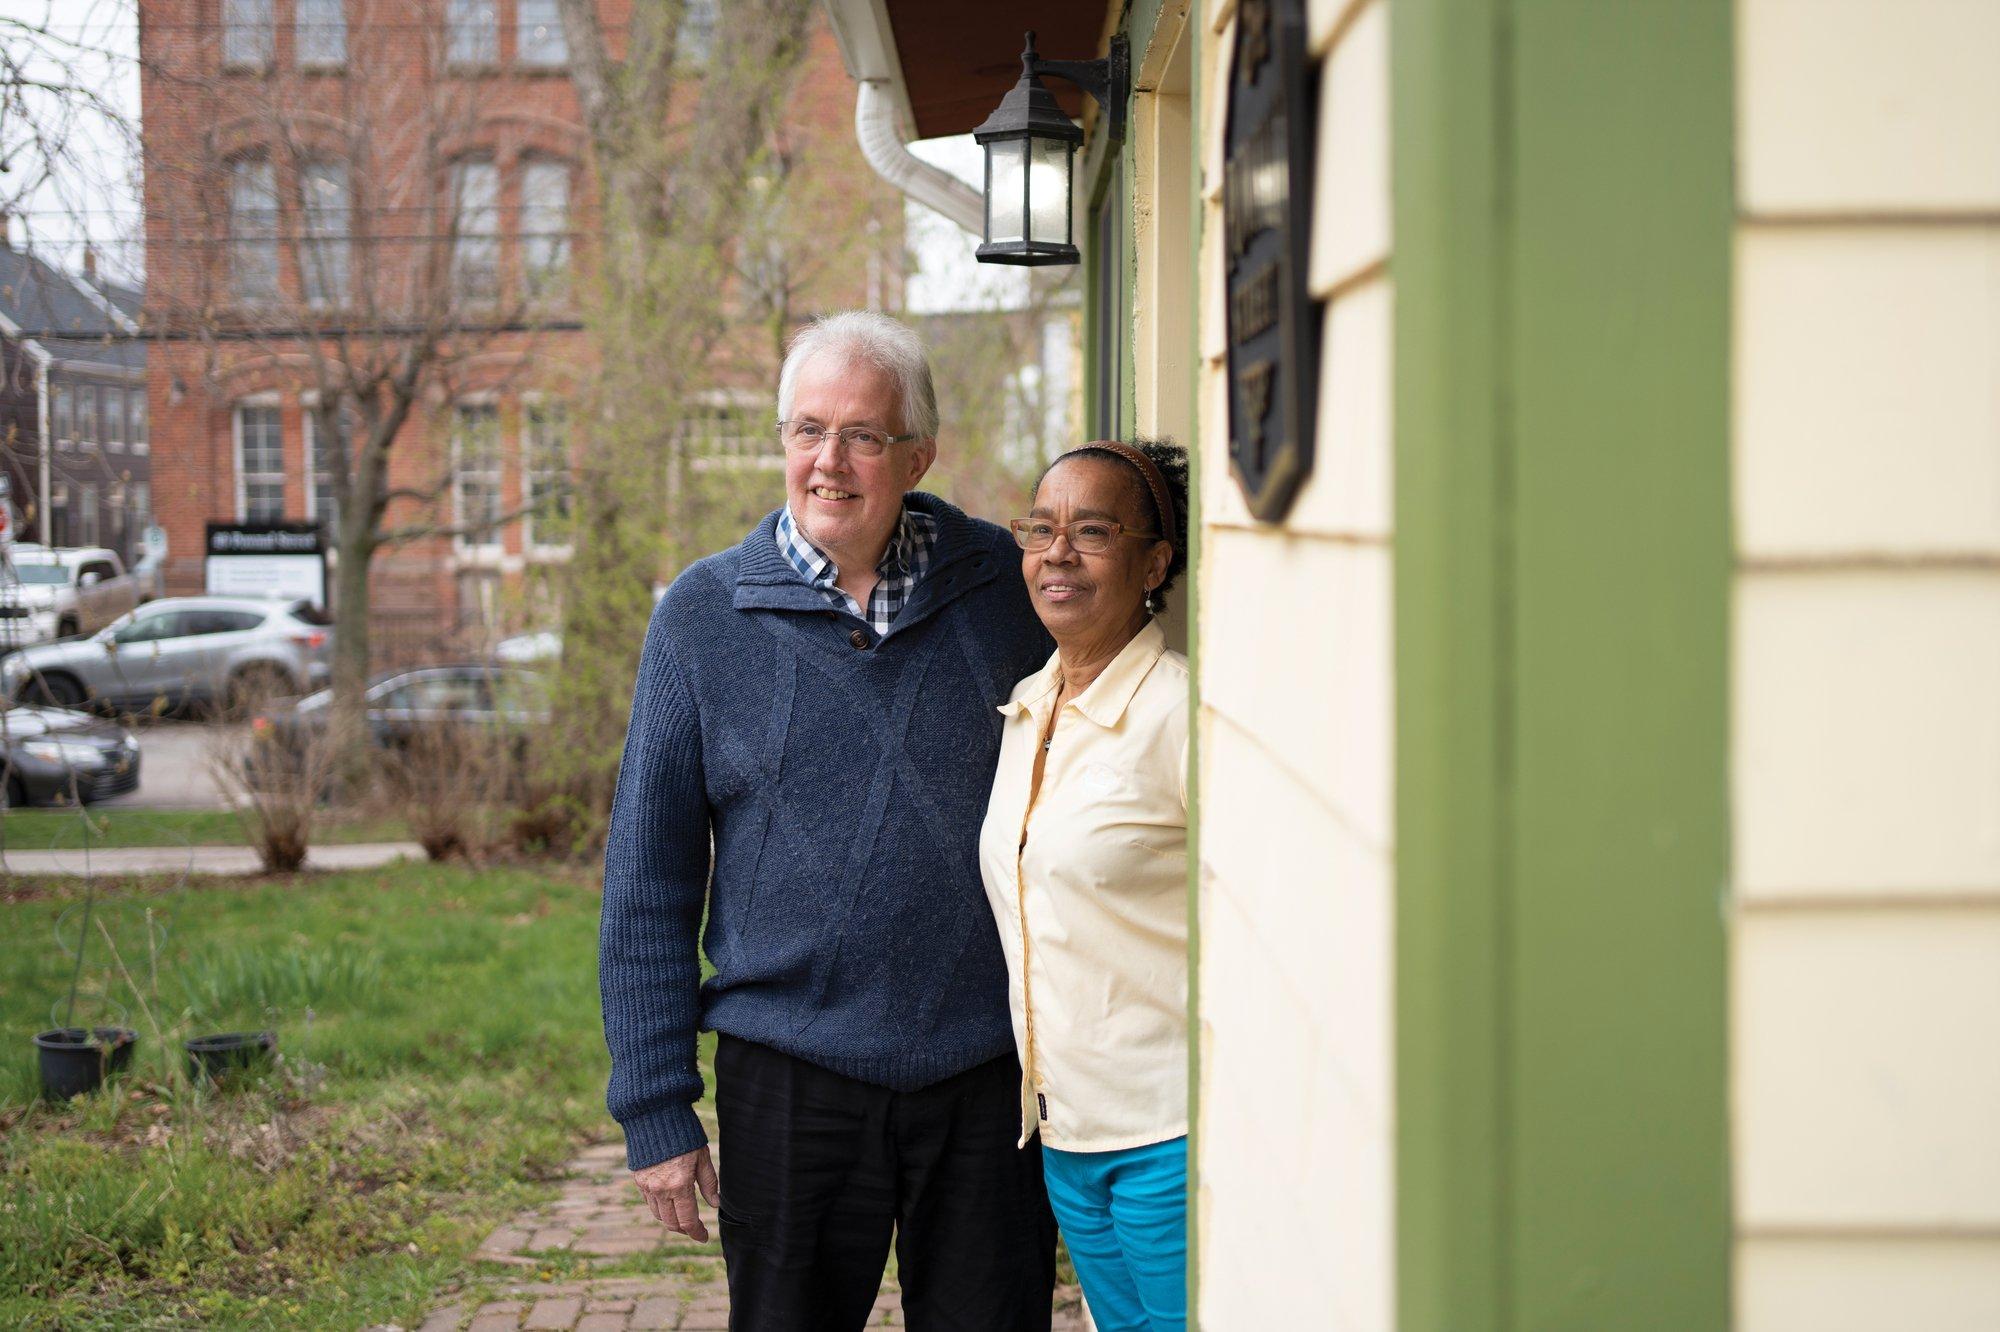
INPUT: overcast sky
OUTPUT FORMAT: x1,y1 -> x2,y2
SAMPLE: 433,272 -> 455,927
0,0 -> 144,281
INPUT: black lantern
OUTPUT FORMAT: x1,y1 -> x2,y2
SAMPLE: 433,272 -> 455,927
974,32 -> 1128,267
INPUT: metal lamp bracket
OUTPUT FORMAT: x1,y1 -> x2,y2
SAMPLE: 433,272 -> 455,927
1031,34 -> 1130,145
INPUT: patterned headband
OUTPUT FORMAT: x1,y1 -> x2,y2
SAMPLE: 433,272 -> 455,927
1076,439 -> 1179,552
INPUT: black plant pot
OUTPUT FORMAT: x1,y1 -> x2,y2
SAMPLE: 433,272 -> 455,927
185,1030 -> 278,1084
35,1027 -> 138,1101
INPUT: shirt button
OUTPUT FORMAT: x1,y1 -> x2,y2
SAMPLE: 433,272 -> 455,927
849,628 -> 871,649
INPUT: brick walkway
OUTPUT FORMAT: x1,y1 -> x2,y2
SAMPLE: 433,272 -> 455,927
395,1142 -> 1087,1331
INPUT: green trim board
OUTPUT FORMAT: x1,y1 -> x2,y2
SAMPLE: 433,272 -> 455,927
1392,1 -> 1733,1329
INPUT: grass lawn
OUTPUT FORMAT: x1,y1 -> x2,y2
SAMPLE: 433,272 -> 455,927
1,807 -> 412,852
0,860 -> 681,1331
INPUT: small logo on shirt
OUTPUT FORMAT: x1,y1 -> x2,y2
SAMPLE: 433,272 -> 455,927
1037,1092 -> 1049,1121
1080,763 -> 1123,796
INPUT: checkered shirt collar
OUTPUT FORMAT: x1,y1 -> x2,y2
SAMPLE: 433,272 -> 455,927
775,502 -> 937,635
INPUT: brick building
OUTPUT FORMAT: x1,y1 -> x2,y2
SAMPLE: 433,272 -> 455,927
139,0 -> 899,659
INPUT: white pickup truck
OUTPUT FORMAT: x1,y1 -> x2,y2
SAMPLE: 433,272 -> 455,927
0,545 -> 155,650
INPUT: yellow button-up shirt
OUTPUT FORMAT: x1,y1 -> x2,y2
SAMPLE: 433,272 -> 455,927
978,619 -> 1189,1152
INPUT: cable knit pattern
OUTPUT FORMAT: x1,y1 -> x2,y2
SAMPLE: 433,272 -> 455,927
601,494 -> 1054,1169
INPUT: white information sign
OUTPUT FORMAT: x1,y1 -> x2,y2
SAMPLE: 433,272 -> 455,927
205,555 -> 325,604
204,524 -> 327,606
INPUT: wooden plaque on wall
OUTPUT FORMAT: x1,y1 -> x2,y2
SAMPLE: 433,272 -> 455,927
1223,0 -> 1320,522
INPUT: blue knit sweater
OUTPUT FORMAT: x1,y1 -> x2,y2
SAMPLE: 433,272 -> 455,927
601,494 -> 1054,1169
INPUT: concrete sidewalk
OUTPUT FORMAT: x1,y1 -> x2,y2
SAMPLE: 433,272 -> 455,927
0,841 -> 425,877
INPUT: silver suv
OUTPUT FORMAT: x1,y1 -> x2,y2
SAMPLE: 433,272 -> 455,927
0,545 -> 152,649
0,596 -> 333,713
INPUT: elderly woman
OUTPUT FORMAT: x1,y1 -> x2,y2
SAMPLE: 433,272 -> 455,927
979,439 -> 1191,1332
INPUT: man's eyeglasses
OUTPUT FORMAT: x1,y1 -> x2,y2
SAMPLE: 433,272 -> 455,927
777,421 -> 919,457
1010,519 -> 1162,555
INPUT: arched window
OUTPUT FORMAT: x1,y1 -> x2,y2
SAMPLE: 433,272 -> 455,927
450,158 -> 501,301
300,159 -> 351,308
228,158 -> 280,305
520,157 -> 571,296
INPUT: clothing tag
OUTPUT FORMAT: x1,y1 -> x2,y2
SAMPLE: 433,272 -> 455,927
1037,1092 -> 1049,1121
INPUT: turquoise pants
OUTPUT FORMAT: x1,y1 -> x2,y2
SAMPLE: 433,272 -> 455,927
1041,1135 -> 1187,1332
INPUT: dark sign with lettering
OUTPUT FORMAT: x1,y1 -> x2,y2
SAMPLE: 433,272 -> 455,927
1224,0 -> 1318,521
206,522 -> 325,557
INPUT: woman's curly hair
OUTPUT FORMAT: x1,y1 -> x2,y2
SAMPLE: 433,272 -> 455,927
1038,437 -> 1191,615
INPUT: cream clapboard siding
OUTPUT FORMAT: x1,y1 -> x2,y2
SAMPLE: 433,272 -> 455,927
1194,0 -> 1394,1327
1733,2 -> 2000,1328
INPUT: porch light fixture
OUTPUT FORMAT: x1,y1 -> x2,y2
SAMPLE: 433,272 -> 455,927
973,31 -> 1129,266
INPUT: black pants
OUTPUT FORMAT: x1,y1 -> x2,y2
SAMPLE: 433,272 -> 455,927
714,1034 -> 1058,1332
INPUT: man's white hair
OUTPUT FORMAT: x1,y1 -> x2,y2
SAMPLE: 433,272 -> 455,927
776,311 -> 940,440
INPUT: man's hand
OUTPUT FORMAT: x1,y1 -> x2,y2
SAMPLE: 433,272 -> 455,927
631,1145 -> 721,1242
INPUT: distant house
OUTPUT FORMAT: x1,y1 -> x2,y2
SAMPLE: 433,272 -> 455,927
0,242 -> 150,558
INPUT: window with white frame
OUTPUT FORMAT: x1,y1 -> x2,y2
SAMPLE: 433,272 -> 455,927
450,158 -> 500,301
682,395 -> 779,472
77,384 -> 98,444
229,158 -> 280,305
520,157 -> 570,296
130,481 -> 151,537
300,159 -> 351,308
305,398 -> 352,545
517,0 -> 566,66
79,484 -> 99,545
446,0 -> 498,65
130,387 -> 148,454
106,387 -> 125,451
52,383 -> 72,443
296,0 -> 346,66
237,400 -> 286,521
523,399 -> 570,549
679,0 -> 717,63
451,402 -> 503,549
223,0 -> 274,68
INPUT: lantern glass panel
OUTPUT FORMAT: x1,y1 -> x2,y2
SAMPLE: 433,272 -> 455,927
1028,136 -> 1072,245
987,137 -> 1027,245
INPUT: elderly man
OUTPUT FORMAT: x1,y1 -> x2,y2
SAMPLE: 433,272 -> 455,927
601,311 -> 1059,1330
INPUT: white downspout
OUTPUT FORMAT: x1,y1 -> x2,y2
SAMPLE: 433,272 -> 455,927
33,352 -> 51,545
853,80 -> 985,237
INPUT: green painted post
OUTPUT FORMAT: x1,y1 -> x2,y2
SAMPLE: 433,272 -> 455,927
1394,0 -> 1733,1329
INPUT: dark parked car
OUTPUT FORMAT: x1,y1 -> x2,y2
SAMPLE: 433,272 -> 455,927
0,706 -> 141,807
250,664 -> 549,769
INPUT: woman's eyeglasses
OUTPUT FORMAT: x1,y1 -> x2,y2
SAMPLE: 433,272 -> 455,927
776,421 -> 919,457
1010,519 -> 1162,555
